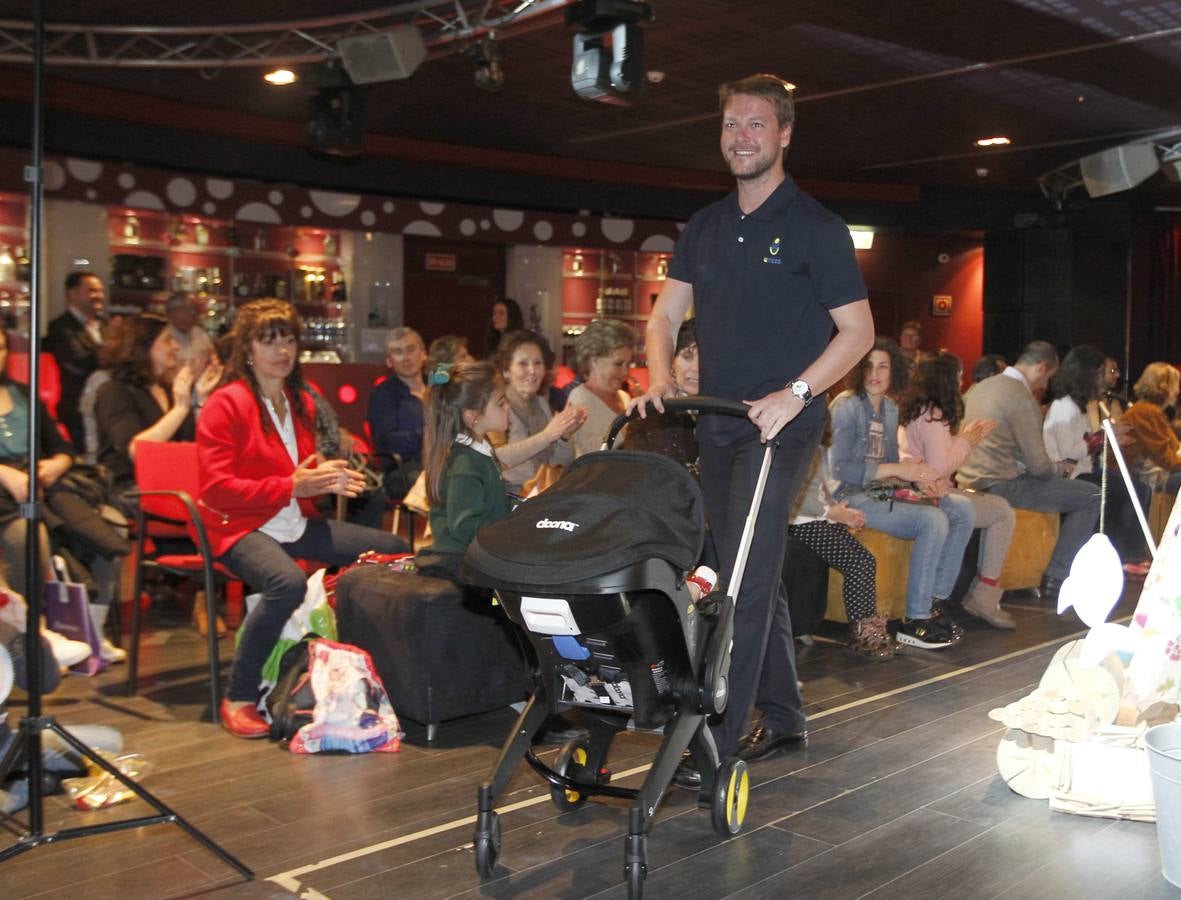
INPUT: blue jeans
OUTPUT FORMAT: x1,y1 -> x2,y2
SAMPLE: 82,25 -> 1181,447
985,474 -> 1099,581
847,491 -> 975,619
221,518 -> 407,701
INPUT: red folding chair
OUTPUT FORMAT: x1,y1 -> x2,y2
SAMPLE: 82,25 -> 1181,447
126,440 -> 234,717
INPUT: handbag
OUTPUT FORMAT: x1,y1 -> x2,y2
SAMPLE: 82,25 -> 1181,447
864,476 -> 939,509
43,561 -> 105,676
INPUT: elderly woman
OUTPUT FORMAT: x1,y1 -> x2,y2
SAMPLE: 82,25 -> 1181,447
567,318 -> 636,457
198,300 -> 407,738
829,338 -> 975,650
365,326 -> 427,502
489,329 -> 586,494
1123,362 -> 1181,494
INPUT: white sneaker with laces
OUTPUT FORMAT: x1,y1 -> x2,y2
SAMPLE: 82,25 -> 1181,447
98,637 -> 127,664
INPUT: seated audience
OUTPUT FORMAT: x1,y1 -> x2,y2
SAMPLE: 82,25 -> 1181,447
428,334 -> 474,370
0,324 -> 129,661
898,320 -> 923,367
165,292 -> 215,373
489,330 -> 585,495
1097,355 -> 1127,420
623,318 -> 700,470
198,300 -> 407,738
972,353 -> 1007,384
829,338 -> 975,649
1043,345 -> 1107,482
77,319 -> 134,465
899,352 -> 1016,628
568,318 -> 635,457
1122,362 -> 1181,495
94,314 -> 221,510
419,360 -> 513,577
957,341 -> 1100,602
790,415 -> 897,659
366,327 -> 426,503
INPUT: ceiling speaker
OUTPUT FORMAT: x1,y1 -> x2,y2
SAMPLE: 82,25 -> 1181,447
338,27 -> 426,84
1080,143 -> 1159,198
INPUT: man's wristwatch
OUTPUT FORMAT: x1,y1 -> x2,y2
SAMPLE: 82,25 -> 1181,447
788,379 -> 813,408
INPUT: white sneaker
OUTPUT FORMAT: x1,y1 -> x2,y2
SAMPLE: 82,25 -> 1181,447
42,628 -> 93,668
99,637 -> 127,664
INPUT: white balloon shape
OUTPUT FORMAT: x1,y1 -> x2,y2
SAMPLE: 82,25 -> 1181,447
1056,533 -> 1124,629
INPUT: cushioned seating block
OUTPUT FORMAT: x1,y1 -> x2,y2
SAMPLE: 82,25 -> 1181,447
825,528 -> 910,623
998,509 -> 1059,591
1149,491 -> 1177,546
334,566 -> 531,739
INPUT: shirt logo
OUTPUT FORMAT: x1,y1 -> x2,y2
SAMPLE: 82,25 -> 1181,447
536,518 -> 579,532
763,236 -> 783,265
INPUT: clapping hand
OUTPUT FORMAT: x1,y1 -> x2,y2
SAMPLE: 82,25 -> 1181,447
291,455 -> 366,498
171,365 -> 195,412
960,418 -> 996,447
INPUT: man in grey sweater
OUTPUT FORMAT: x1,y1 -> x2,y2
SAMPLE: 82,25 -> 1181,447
957,341 -> 1099,600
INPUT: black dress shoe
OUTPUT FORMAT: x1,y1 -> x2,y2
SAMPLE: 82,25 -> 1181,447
736,725 -> 808,762
671,753 -> 701,791
1038,575 -> 1062,603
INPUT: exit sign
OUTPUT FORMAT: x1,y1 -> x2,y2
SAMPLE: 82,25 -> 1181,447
425,253 -> 457,272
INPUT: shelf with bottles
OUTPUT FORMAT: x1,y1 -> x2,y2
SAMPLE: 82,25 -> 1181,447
107,208 -> 343,303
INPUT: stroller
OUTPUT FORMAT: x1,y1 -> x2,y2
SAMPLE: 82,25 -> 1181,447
462,398 -> 777,898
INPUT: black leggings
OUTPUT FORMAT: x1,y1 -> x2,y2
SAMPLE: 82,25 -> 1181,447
787,520 -> 877,623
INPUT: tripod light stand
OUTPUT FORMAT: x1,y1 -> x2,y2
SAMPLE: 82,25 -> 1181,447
0,2 -> 251,882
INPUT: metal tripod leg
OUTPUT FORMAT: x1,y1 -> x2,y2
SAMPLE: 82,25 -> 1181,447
0,717 -> 252,880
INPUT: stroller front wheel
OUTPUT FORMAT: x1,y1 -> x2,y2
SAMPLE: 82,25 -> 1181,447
551,739 -> 592,811
709,757 -> 749,836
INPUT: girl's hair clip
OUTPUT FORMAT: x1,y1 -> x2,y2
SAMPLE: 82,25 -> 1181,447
427,363 -> 453,386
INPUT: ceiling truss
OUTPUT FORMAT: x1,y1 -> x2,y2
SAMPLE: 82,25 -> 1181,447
0,1 -> 574,68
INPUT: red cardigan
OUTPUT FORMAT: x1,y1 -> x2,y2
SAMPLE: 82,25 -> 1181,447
197,379 -> 320,557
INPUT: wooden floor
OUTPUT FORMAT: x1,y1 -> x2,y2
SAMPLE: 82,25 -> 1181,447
1,583 -> 1174,899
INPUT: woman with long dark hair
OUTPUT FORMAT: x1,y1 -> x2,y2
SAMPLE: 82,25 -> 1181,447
94,313 -> 222,506
198,300 -> 407,738
484,297 -> 524,358
828,338 -> 975,649
898,352 -> 1016,628
1043,345 -> 1107,481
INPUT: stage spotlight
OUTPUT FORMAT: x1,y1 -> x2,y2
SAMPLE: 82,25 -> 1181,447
566,0 -> 653,106
472,37 -> 505,93
307,85 -> 367,158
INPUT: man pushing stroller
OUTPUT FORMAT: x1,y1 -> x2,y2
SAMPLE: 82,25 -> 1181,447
632,73 -> 874,787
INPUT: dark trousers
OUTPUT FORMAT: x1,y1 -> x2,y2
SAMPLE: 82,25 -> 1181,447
699,421 -> 822,758
221,518 -> 407,701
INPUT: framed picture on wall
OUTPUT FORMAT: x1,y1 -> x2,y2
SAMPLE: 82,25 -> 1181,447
931,294 -> 953,317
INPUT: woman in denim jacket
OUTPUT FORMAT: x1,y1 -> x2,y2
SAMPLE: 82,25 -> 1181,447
828,338 -> 974,650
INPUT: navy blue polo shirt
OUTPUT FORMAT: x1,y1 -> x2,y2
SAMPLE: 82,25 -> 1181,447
668,175 -> 867,446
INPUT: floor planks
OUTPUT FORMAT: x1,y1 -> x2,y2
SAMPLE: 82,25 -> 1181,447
1,582 -> 1172,899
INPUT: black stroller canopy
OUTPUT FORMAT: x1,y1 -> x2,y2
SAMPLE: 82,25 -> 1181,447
463,450 -> 705,587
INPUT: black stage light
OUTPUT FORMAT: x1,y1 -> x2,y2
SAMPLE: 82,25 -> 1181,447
567,0 -> 653,106
307,86 -> 367,158
472,37 -> 505,93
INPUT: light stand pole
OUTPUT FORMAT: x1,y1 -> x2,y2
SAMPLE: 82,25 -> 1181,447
0,1 -> 251,882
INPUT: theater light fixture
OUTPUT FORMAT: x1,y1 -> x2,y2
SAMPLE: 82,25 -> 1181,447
848,227 -> 875,250
567,0 -> 653,105
975,136 -> 1011,147
264,68 -> 297,86
471,36 -> 505,93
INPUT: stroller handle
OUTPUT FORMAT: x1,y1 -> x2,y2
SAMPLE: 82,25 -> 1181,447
604,395 -> 751,449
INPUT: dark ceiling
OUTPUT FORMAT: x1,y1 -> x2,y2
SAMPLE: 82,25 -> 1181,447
1,0 -> 1181,224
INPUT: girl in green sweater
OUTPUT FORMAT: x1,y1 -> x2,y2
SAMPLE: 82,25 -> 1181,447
421,360 -> 511,574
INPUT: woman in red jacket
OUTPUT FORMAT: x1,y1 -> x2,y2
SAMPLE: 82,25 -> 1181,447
199,300 -> 407,738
